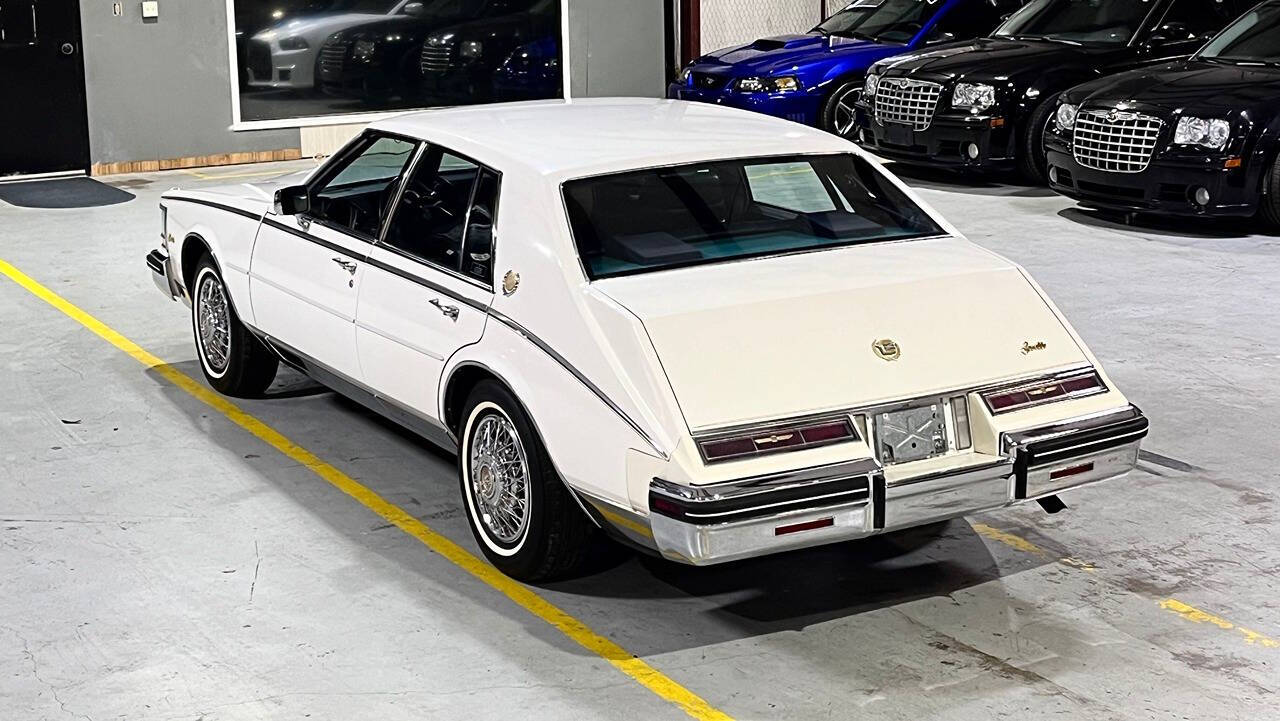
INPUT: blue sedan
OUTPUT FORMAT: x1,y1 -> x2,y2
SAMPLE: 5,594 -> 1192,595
669,0 -> 1021,136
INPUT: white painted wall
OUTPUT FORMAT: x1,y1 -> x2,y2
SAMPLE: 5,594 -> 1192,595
700,0 -> 824,53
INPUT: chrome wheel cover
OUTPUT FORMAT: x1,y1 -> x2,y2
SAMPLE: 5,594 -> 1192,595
468,413 -> 530,545
196,273 -> 232,374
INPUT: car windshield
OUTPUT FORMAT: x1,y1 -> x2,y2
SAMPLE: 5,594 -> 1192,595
994,0 -> 1153,45
815,0 -> 948,44
1198,2 -> 1280,64
563,154 -> 945,280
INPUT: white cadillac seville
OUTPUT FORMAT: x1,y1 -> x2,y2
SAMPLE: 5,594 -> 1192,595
147,98 -> 1148,580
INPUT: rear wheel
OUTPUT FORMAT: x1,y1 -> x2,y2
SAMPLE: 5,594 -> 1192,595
459,380 -> 596,581
821,77 -> 865,138
191,255 -> 278,397
1260,155 -> 1280,230
1018,92 -> 1061,184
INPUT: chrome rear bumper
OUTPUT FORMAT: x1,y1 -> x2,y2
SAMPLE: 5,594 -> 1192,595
648,405 -> 1147,565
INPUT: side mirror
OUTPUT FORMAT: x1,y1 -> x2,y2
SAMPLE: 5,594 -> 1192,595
274,185 -> 310,216
403,1 -> 426,17
927,30 -> 956,45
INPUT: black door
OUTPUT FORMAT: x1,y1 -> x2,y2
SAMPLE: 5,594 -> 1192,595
0,0 -> 89,177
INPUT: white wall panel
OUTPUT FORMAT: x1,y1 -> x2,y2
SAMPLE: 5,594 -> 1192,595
700,0 -> 824,54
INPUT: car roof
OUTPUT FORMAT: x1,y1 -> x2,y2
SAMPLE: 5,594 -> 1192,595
372,98 -> 855,181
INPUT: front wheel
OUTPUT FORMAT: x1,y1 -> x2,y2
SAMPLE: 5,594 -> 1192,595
191,255 -> 278,397
821,78 -> 865,138
1259,155 -> 1280,230
1018,92 -> 1061,184
459,380 -> 597,581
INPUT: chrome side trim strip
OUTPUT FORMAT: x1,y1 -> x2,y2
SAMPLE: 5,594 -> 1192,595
485,307 -> 668,459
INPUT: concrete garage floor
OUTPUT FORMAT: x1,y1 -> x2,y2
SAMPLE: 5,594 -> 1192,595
1,158 -> 1277,721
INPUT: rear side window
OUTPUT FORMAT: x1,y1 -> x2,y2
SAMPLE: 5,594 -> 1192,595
563,153 -> 944,280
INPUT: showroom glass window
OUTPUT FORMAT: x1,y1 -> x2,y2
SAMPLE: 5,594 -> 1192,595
232,0 -> 563,123
309,133 -> 417,238
563,154 -> 945,280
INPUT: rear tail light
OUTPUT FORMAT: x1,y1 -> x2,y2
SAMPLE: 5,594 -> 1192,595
697,417 -> 858,463
981,370 -> 1106,414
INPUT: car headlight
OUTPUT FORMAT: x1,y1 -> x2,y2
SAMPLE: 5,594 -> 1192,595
1175,116 -> 1231,150
352,39 -> 377,60
735,76 -> 800,94
953,82 -> 995,112
1055,102 -> 1078,131
460,40 -> 483,59
864,73 -> 879,98
278,36 -> 308,51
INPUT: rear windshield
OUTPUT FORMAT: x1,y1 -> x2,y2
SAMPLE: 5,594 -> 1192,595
563,154 -> 945,280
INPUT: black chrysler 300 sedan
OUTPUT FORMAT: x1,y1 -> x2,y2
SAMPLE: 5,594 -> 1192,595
1046,0 -> 1280,223
854,0 -> 1248,182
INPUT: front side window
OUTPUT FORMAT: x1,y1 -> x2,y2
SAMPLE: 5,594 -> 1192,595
1198,1 -> 1280,62
1153,0 -> 1240,43
563,154 -> 945,281
310,133 -> 417,239
382,149 -> 484,272
995,0 -> 1157,45
815,0 -> 950,45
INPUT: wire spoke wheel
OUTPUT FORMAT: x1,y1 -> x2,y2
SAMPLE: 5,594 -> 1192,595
468,413 -> 531,546
196,273 -> 232,374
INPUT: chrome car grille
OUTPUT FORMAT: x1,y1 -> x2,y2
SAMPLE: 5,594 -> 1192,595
1072,109 -> 1163,174
318,39 -> 348,76
874,79 -> 942,131
421,43 -> 455,74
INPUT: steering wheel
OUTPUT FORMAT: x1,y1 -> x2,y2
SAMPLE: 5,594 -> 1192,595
400,175 -> 458,219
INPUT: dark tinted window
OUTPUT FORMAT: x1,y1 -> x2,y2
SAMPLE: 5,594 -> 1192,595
382,149 -> 481,271
1155,0 -> 1241,43
461,170 -> 500,284
930,0 -> 1008,41
816,0 -> 950,44
310,133 -> 417,238
563,154 -> 945,280
995,0 -> 1155,45
1200,1 -> 1280,61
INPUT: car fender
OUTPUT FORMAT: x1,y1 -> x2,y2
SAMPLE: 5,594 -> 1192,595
440,319 -> 667,511
164,194 -> 266,324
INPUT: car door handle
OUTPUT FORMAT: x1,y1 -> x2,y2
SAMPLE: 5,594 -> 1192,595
429,298 -> 459,321
332,257 -> 357,274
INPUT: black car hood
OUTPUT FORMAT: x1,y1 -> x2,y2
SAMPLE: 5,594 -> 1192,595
880,37 -> 1108,83
1067,60 -> 1280,116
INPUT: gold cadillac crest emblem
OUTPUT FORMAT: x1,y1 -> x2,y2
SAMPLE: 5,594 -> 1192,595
502,270 -> 521,296
872,338 -> 901,361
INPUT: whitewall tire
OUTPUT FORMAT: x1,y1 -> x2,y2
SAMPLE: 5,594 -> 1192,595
190,254 -> 278,397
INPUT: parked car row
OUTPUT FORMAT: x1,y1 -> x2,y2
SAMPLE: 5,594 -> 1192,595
673,0 -> 1280,227
242,0 -> 561,104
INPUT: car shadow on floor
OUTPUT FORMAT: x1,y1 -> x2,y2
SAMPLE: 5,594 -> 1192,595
886,162 -> 1058,198
145,359 -> 1061,655
1057,206 -> 1278,240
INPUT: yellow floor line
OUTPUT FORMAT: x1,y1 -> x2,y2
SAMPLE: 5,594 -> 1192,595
1159,599 -> 1279,649
970,520 -> 1273,650
0,258 -> 733,721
